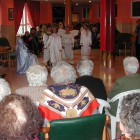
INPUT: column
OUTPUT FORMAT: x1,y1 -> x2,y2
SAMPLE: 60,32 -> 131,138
40,2 -> 52,24
65,0 -> 72,29
0,0 -> 15,50
100,0 -> 115,68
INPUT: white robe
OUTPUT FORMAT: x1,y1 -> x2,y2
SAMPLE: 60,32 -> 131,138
45,33 -> 62,65
43,33 -> 51,63
80,29 -> 92,59
62,33 -> 74,64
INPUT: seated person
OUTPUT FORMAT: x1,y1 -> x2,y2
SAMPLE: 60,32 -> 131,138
0,94 -> 43,140
76,60 -> 107,100
108,56 -> 140,117
39,61 -> 99,126
0,78 -> 11,101
16,37 -> 39,74
115,93 -> 140,140
16,65 -> 48,102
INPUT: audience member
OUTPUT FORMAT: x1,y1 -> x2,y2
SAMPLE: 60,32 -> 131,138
115,93 -> 140,140
0,78 -> 11,101
108,56 -> 140,117
29,28 -> 39,57
76,60 -> 107,100
16,65 -> 48,102
39,61 -> 99,127
22,31 -> 30,47
0,94 -> 43,140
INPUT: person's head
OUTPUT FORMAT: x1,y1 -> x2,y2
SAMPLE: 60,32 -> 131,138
65,26 -> 70,34
51,61 -> 77,84
36,26 -> 40,31
0,78 -> 11,102
47,25 -> 52,33
30,28 -> 36,36
120,93 -> 140,138
83,24 -> 88,30
0,94 -> 43,140
77,60 -> 94,76
26,65 -> 48,86
52,26 -> 58,33
25,31 -> 29,37
123,56 -> 139,75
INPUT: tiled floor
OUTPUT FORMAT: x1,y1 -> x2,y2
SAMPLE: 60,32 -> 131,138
1,48 -> 139,139
1,48 -> 137,93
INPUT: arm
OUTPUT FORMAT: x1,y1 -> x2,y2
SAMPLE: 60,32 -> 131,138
72,35 -> 74,48
62,36 -> 65,49
58,36 -> 62,51
89,31 -> 92,46
44,36 -> 51,49
80,31 -> 83,46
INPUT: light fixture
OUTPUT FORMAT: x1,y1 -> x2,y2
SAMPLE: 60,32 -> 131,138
76,3 -> 78,5
89,1 -> 91,2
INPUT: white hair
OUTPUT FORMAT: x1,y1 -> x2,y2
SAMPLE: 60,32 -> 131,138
0,78 -> 11,101
51,61 -> 77,84
77,60 -> 94,76
26,65 -> 48,86
123,56 -> 139,74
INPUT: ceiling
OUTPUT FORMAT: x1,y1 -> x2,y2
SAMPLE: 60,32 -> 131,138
30,0 -> 100,5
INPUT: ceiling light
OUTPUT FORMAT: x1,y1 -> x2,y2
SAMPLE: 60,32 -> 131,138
76,3 -> 78,5
89,1 -> 91,2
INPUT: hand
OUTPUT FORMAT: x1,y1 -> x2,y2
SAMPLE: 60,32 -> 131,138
42,47 -> 46,50
62,46 -> 65,49
29,37 -> 33,41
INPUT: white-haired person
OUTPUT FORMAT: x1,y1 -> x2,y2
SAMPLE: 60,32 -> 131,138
76,60 -> 107,100
0,78 -> 11,101
115,93 -> 140,140
38,61 -> 99,126
16,65 -> 48,102
108,56 -> 140,117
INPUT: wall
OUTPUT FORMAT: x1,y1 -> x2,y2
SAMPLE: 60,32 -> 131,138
0,0 -> 15,49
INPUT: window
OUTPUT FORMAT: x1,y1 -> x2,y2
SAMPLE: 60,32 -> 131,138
82,8 -> 89,19
17,4 -> 32,36
132,1 -> 140,17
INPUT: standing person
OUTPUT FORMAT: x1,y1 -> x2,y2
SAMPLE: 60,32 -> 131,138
43,25 -> 52,65
135,19 -> 140,60
62,26 -> 74,64
28,28 -> 39,57
43,26 -> 62,67
80,23 -> 92,59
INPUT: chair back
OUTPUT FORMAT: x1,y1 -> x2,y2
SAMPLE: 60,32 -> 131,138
109,89 -> 140,121
48,114 -> 106,140
96,98 -> 111,114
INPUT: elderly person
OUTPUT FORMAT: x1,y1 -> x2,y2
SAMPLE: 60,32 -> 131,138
115,93 -> 140,140
39,61 -> 99,126
76,60 -> 107,100
108,56 -> 140,117
0,94 -> 43,140
0,78 -> 11,101
16,65 -> 48,102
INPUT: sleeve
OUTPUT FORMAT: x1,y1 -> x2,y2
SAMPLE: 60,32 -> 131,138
44,36 -> 51,49
71,35 -> 75,47
43,34 -> 47,45
80,31 -> 83,45
108,78 -> 122,99
62,35 -> 64,46
58,36 -> 62,50
89,31 -> 92,45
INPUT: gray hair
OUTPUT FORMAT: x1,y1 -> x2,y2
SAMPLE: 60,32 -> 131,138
123,56 -> 139,74
0,78 -> 11,101
77,60 -> 94,76
51,61 -> 77,84
26,65 -> 48,86
120,93 -> 140,137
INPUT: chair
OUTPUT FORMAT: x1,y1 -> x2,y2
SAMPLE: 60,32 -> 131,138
107,89 -> 140,140
40,114 -> 110,140
96,98 -> 111,114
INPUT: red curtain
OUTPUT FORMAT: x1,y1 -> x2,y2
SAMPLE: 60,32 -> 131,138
27,1 -> 40,28
14,0 -> 25,34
